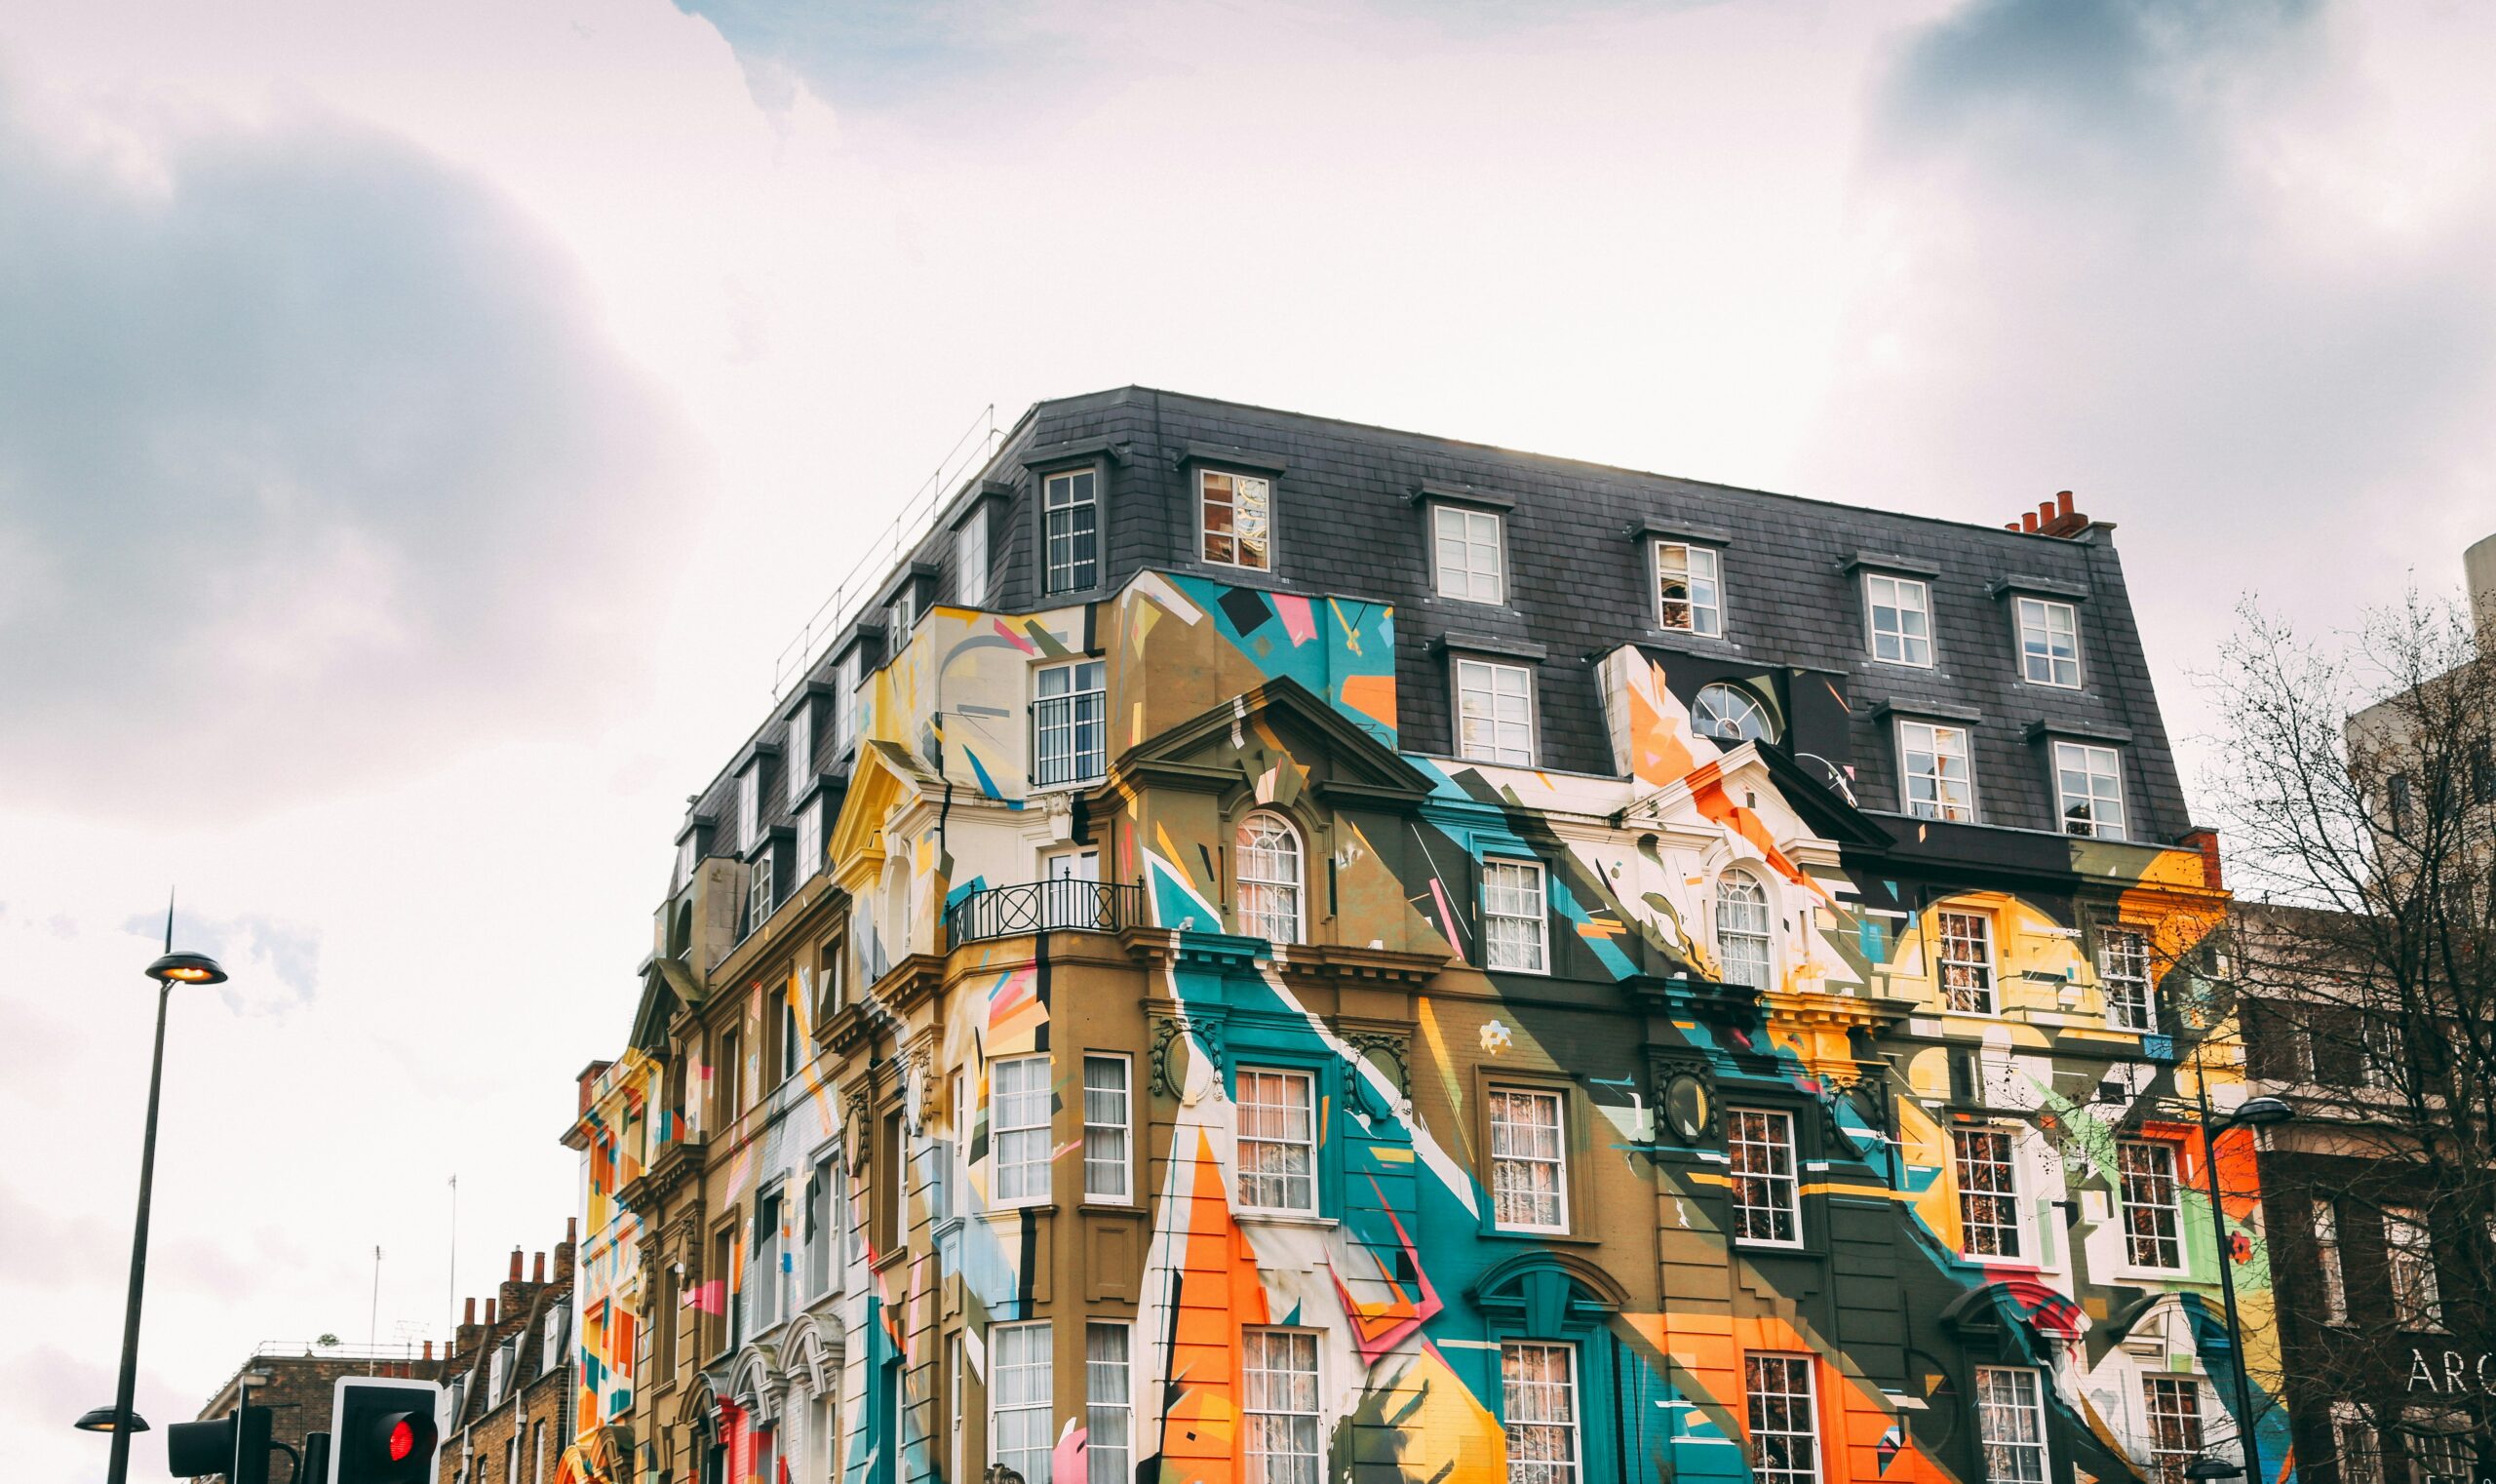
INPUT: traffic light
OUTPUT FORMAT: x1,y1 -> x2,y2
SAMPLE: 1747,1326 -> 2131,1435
328,1376 -> 441,1484
165,1401 -> 273,1484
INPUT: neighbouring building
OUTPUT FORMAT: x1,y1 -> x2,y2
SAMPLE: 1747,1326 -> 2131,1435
439,1230 -> 577,1484
564,388 -> 2269,1484
189,1345 -> 448,1482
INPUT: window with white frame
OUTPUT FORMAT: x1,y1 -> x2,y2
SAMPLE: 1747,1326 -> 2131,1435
1482,859 -> 1547,972
834,652 -> 860,750
2016,597 -> 2082,687
2332,1403 -> 2381,1484
796,799 -> 822,887
1235,812 -> 1304,945
754,1189 -> 784,1330
2055,741 -> 2127,840
887,587 -> 915,644
778,992 -> 800,1083
1043,468 -> 1100,594
2406,1414 -> 2476,1484
1455,657 -> 1536,765
990,1055 -> 1051,1207
2100,927 -> 2154,1032
1937,910 -> 1996,1014
1715,870 -> 1773,991
1866,572 -> 1934,666
1488,1087 -> 1568,1232
676,834 -> 698,892
786,708 -> 811,804
1434,505 -> 1504,604
946,1334 -> 964,1484
1655,541 -> 1725,637
1899,720 -> 1976,822
1199,469 -> 1272,570
1694,683 -> 1775,744
957,510 -> 989,607
746,850 -> 775,935
737,763 -> 762,851
1242,1330 -> 1320,1484
989,1321 -> 1052,1484
1953,1127 -> 2021,1258
1235,1068 -> 1316,1213
1082,1055 -> 1131,1203
2118,1140 -> 2184,1269
1975,1367 -> 2050,1484
1034,659 -> 1106,787
1729,1108 -> 1801,1245
1503,1341 -> 1582,1484
1086,1322 -> 1132,1484
2313,1197 -> 2349,1323
2385,1207 -> 2443,1329
1745,1354 -> 1819,1484
2142,1377 -> 2204,1484
806,1153 -> 834,1296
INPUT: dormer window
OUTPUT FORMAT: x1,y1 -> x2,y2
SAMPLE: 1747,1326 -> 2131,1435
737,764 -> 762,852
786,705 -> 812,805
956,504 -> 991,607
747,850 -> 776,934
834,651 -> 860,750
1432,504 -> 1505,605
1198,469 -> 1272,571
1865,572 -> 1934,666
675,832 -> 698,892
1655,542 -> 1724,636
887,588 -> 915,644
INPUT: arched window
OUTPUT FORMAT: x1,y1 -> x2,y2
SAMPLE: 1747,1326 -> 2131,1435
1693,683 -> 1776,744
1235,812 -> 1304,945
1715,869 -> 1773,990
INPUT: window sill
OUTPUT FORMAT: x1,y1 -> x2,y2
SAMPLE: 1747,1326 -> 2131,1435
1234,1209 -> 1337,1230
1078,1201 -> 1141,1216
984,1201 -> 1055,1218
1485,1227 -> 1599,1247
2109,1265 -> 2192,1284
1733,1240 -> 1820,1260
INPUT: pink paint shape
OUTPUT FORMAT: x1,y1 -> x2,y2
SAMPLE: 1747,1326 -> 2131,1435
993,617 -> 1040,653
1273,592 -> 1316,645
1051,1421 -> 1087,1484
1427,877 -> 1468,948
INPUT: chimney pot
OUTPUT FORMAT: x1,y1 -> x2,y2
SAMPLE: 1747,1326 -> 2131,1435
2056,489 -> 2074,518
509,1247 -> 524,1281
2037,499 -> 2055,524
486,1299 -> 496,1325
463,1298 -> 476,1325
2021,510 -> 2041,532
566,1216 -> 578,1244
423,1341 -> 433,1360
532,1252 -> 547,1283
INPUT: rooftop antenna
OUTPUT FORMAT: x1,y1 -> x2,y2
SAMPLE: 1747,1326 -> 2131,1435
164,888 -> 175,954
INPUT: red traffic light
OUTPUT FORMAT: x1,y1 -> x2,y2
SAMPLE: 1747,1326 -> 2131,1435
387,1419 -> 414,1462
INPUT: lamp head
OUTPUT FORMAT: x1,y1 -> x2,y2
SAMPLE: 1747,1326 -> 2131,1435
146,951 -> 227,986
2227,1095 -> 2294,1129
2185,1458 -> 2242,1480
73,1406 -> 149,1433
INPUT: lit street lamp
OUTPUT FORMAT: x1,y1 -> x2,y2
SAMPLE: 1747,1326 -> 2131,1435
80,938 -> 227,1484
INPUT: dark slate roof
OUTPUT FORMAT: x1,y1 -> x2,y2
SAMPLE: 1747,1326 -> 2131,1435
672,386 -> 2195,896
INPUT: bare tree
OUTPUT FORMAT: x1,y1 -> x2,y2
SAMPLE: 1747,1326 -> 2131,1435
2199,589 -> 2496,1480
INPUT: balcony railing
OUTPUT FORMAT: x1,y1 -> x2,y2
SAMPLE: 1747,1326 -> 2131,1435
947,880 -> 1146,947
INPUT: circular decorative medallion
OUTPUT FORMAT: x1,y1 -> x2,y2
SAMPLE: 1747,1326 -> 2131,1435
1663,1073 -> 1712,1144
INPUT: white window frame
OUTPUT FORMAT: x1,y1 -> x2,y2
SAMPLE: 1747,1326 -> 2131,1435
737,763 -> 762,852
746,849 -> 775,936
1502,1340 -> 1583,1484
1082,1053 -> 1133,1204
1744,1353 -> 1820,1484
1234,1067 -> 1317,1214
1898,719 -> 1977,822
1655,541 -> 1725,637
1865,572 -> 1935,667
1975,1366 -> 2051,1484
796,799 -> 823,887
1042,467 -> 1100,594
957,508 -> 990,608
2333,1403 -> 2381,1484
1241,1329 -> 1320,1484
2142,1375 -> 2207,1484
1454,656 -> 1537,765
2100,927 -> 2154,1033
1936,910 -> 1997,1014
676,833 -> 698,892
1714,869 -> 1774,991
1488,1086 -> 1569,1233
1197,468 -> 1273,571
2015,597 -> 2083,687
1033,658 -> 1107,789
785,706 -> 812,805
887,587 -> 915,645
2403,1410 -> 2476,1484
989,1054 -> 1052,1209
805,1152 -> 835,1298
2117,1139 -> 2186,1271
1085,1321 -> 1132,1484
833,652 -> 860,751
1482,859 -> 1548,973
1235,811 -> 1305,946
2054,741 -> 2127,840
1432,503 -> 1505,605
754,1186 -> 785,1331
1728,1108 -> 1802,1247
2313,1197 -> 2349,1324
988,1320 -> 1053,1484
2385,1206 -> 2443,1329
1953,1126 -> 2022,1259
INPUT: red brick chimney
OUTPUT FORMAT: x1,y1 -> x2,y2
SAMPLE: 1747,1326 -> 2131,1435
531,1251 -> 547,1283
2180,828 -> 2225,891
2005,490 -> 2091,538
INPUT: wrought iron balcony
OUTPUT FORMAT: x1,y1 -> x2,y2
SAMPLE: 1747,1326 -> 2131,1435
946,879 -> 1146,947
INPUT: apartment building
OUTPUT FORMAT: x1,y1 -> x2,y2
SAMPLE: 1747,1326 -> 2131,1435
562,388 -> 2263,1484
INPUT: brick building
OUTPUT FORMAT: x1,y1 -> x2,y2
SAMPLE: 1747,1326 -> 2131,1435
438,1228 -> 577,1484
187,1346 -> 448,1482
566,388 -> 2270,1484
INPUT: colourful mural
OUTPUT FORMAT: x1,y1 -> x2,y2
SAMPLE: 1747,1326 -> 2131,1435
571,566 -> 2274,1484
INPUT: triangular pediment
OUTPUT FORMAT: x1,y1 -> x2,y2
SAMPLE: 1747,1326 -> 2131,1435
628,956 -> 700,1051
1114,677 -> 1434,807
827,739 -> 931,883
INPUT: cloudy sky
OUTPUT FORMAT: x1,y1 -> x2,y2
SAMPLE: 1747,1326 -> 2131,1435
4,0 -> 2491,1471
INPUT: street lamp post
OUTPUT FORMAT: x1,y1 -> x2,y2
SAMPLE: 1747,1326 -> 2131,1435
2190,1075 -> 2294,1484
92,946 -> 227,1484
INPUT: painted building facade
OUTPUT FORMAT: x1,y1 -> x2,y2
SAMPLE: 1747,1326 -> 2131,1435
563,390 -> 2276,1484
